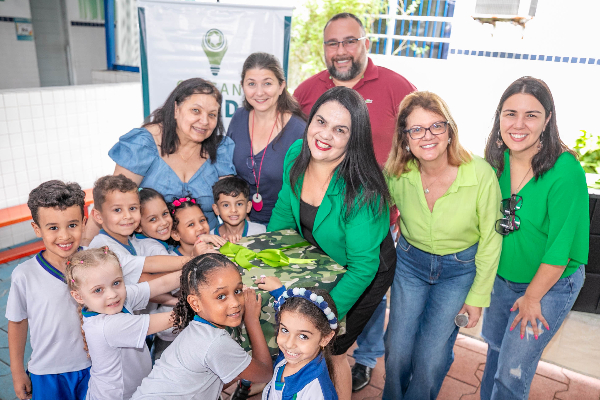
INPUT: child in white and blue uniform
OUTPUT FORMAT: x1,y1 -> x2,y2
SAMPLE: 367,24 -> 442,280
6,181 -> 91,400
257,277 -> 340,400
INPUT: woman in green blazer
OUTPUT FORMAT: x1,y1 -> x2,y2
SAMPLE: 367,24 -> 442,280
268,87 -> 396,400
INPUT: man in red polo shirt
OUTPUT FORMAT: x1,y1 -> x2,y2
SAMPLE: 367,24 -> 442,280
294,12 -> 416,167
294,12 -> 416,394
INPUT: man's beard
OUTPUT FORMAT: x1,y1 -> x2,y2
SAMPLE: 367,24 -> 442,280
327,54 -> 366,81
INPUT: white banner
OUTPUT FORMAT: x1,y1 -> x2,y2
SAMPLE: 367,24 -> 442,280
138,0 -> 293,128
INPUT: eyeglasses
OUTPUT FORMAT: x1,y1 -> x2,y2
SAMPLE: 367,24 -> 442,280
403,121 -> 448,140
495,194 -> 522,235
323,37 -> 367,50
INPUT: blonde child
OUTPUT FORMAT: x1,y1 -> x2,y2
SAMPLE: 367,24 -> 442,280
211,176 -> 266,243
169,196 -> 226,256
87,175 -> 202,284
131,253 -> 273,399
257,277 -> 339,400
7,181 -> 91,400
66,247 -> 181,400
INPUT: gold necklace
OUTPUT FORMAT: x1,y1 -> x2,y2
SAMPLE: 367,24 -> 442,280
513,165 -> 532,194
178,145 -> 200,163
422,165 -> 449,194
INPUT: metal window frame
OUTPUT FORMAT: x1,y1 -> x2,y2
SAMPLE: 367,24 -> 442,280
104,0 -> 140,73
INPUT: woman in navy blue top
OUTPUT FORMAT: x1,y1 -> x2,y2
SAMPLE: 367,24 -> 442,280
228,52 -> 306,225
109,78 -> 235,229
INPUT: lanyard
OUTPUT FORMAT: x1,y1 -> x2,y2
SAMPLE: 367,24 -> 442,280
249,110 -> 279,212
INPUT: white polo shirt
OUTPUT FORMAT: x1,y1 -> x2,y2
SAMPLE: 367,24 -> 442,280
131,318 -> 251,399
83,282 -> 151,400
5,253 -> 91,375
88,233 -> 145,285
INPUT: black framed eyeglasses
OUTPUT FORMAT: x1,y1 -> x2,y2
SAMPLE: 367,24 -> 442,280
403,121 -> 448,140
495,194 -> 522,236
323,37 -> 367,50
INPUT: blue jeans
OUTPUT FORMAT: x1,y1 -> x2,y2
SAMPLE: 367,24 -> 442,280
480,266 -> 584,400
352,295 -> 387,368
382,236 -> 478,400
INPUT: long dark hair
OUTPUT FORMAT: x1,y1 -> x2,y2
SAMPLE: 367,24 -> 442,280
276,289 -> 339,383
484,76 -> 577,179
144,78 -> 225,163
173,253 -> 239,333
241,52 -> 307,146
289,87 -> 390,219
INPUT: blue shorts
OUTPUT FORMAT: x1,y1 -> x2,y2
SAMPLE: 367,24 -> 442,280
29,367 -> 90,400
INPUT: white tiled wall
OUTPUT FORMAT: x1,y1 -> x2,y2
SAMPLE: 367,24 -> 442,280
0,82 -> 143,248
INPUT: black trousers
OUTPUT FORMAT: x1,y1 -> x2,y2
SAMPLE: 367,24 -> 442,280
332,231 -> 396,355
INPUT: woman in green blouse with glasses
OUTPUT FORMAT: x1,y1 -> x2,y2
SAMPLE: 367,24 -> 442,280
480,76 -> 589,400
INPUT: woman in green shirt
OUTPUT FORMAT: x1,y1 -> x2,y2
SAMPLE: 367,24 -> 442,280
268,87 -> 396,400
382,91 -> 502,400
481,77 -> 588,400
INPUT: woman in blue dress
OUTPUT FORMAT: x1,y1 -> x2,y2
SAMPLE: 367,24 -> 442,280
108,78 -> 235,230
227,52 -> 307,225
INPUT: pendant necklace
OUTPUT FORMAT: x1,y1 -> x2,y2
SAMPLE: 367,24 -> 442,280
422,164 -> 448,194
512,164 -> 532,195
249,110 -> 279,212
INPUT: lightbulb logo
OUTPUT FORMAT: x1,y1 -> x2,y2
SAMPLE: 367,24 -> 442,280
202,28 -> 228,76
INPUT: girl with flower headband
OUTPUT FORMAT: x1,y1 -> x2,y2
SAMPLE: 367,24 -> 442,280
65,247 -> 182,400
168,196 -> 227,256
257,276 -> 339,400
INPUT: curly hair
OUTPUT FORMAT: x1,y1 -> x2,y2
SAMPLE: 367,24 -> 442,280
173,253 -> 239,333
65,247 -> 121,357
27,180 -> 86,225
92,174 -> 139,212
275,288 -> 339,382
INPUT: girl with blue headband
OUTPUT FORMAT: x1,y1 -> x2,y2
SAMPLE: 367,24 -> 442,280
258,276 -> 339,399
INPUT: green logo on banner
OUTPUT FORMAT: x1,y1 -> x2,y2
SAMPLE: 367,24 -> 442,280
202,29 -> 228,76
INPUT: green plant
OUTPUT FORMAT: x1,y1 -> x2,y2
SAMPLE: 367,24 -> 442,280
573,130 -> 600,188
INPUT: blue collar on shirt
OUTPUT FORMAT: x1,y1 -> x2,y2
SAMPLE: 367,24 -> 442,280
36,247 -> 83,283
267,351 -> 336,400
134,233 -> 170,250
215,220 -> 248,237
81,306 -> 131,318
172,246 -> 183,256
99,229 -> 137,255
193,315 -> 221,329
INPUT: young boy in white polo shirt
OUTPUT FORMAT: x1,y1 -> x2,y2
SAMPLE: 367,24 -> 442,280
87,175 -> 193,285
6,180 -> 91,400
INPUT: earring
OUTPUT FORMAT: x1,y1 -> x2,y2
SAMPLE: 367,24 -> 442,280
537,133 -> 543,150
405,145 -> 410,152
448,138 -> 452,144
495,131 -> 504,149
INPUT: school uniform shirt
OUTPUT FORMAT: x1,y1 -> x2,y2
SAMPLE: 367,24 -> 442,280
5,253 -> 91,375
210,220 -> 267,236
83,282 -> 151,400
88,232 -> 145,285
131,233 -> 171,256
131,318 -> 252,399
262,352 -> 338,400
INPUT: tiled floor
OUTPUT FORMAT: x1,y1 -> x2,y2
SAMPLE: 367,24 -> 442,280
1,256 -> 600,400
